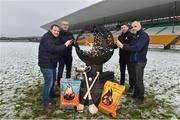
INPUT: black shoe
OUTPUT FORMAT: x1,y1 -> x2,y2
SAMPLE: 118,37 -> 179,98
131,94 -> 137,98
134,98 -> 144,105
120,83 -> 124,85
127,87 -> 134,94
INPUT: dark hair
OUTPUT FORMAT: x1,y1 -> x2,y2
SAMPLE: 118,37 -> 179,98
121,22 -> 129,27
50,24 -> 60,30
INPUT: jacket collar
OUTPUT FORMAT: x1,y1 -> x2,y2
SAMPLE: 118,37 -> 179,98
60,30 -> 69,35
136,29 -> 143,35
48,31 -> 56,38
122,30 -> 130,36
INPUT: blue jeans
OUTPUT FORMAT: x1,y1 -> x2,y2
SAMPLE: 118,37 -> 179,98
40,68 -> 56,106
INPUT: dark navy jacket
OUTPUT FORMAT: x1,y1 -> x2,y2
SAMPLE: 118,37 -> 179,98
58,30 -> 74,57
123,29 -> 149,63
38,31 -> 66,68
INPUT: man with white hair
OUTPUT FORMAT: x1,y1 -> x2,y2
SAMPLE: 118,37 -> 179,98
116,21 -> 149,105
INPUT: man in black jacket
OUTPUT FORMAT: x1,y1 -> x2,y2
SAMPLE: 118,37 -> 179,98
118,24 -> 134,88
112,23 -> 134,91
57,20 -> 74,85
38,24 -> 72,108
116,21 -> 149,105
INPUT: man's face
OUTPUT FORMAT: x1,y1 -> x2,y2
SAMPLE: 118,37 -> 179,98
131,22 -> 141,34
50,26 -> 60,37
121,25 -> 129,33
61,21 -> 69,31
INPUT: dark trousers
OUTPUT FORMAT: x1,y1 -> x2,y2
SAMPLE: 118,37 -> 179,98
57,56 -> 73,80
127,62 -> 135,88
132,62 -> 146,100
119,57 -> 133,87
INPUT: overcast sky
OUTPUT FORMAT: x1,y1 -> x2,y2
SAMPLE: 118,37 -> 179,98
0,0 -> 102,37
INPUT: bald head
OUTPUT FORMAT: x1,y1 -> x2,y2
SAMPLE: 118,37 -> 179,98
61,20 -> 69,31
131,21 -> 142,33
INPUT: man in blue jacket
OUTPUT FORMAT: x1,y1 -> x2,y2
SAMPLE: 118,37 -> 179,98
38,24 -> 72,109
116,21 -> 149,105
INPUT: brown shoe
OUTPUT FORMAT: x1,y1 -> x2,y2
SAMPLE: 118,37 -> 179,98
44,103 -> 52,112
45,103 -> 52,109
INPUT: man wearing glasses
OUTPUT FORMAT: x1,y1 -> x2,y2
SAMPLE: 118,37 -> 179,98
116,21 -> 149,105
57,20 -> 74,85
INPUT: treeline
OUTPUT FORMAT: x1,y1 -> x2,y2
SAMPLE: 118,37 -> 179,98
0,37 -> 41,42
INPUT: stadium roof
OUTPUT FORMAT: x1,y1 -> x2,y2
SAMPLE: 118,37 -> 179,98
41,0 -> 180,31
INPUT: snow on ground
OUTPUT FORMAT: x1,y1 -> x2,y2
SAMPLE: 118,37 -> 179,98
0,42 -> 40,118
0,42 -> 180,118
144,49 -> 180,115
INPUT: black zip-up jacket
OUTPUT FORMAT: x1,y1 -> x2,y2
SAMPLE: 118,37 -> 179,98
118,31 -> 134,58
112,31 -> 134,61
58,30 -> 74,57
38,31 -> 66,68
123,29 -> 149,63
